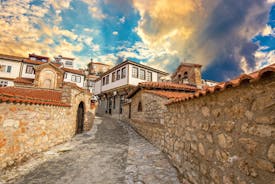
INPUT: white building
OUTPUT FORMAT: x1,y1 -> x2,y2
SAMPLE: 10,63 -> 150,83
95,60 -> 169,118
0,53 -> 86,89
62,67 -> 85,88
0,54 -> 25,87
54,55 -> 75,69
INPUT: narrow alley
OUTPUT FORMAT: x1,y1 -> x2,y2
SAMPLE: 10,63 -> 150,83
1,116 -> 180,184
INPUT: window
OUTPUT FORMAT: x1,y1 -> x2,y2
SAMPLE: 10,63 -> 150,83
26,65 -> 34,74
65,60 -> 73,66
112,72 -> 116,82
88,80 -> 95,87
64,72 -> 67,79
0,80 -> 8,87
71,75 -> 81,83
0,65 -> 12,73
140,69 -> 145,80
116,70 -> 120,80
121,67 -> 126,78
138,101 -> 142,112
184,72 -> 188,78
146,71 -> 152,81
132,67 -> 138,78
102,77 -> 105,85
106,75 -> 109,84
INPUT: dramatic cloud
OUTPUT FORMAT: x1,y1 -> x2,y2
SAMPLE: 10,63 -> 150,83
133,0 -> 273,81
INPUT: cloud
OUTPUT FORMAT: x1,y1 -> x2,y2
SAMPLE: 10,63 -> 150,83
261,25 -> 275,36
119,16 -> 125,24
81,0 -> 106,19
0,0 -> 99,64
112,31 -> 118,36
133,0 -> 273,81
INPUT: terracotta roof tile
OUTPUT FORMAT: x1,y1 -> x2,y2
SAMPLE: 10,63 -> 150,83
0,53 -> 25,61
139,82 -> 198,91
127,82 -> 198,98
13,77 -> 34,84
144,90 -> 193,99
23,59 -> 47,65
167,63 -> 275,105
0,87 -> 70,107
62,67 -> 85,75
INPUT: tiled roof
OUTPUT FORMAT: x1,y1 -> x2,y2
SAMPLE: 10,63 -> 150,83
62,67 -> 85,75
23,59 -> 47,65
139,82 -> 198,91
0,87 -> 70,107
0,53 -> 25,61
144,90 -> 192,99
167,63 -> 275,105
91,62 -> 109,66
127,82 -> 197,98
29,53 -> 49,61
13,77 -> 34,84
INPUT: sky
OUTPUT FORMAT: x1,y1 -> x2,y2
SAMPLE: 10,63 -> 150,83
0,0 -> 274,82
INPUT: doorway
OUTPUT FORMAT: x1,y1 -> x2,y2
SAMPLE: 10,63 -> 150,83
76,102 -> 85,134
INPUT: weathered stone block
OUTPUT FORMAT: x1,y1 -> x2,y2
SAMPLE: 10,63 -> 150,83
3,119 -> 20,128
201,106 -> 210,117
256,159 -> 274,173
217,133 -> 233,149
198,143 -> 205,156
239,138 -> 257,154
267,144 -> 275,163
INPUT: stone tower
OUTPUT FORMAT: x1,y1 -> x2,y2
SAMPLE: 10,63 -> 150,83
171,63 -> 202,88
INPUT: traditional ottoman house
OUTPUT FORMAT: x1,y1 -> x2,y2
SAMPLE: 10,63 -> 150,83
0,62 -> 94,170
94,60 -> 169,119
0,54 -> 25,87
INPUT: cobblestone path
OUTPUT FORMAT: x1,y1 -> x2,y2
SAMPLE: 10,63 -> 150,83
1,116 -> 180,184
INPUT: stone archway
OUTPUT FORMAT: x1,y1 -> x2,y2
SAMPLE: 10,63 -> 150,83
76,102 -> 85,134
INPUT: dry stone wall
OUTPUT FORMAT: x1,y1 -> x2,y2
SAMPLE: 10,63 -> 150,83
125,74 -> 275,184
123,91 -> 168,149
0,86 -> 94,170
0,103 -> 74,169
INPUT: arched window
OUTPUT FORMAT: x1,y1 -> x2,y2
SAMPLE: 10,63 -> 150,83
184,72 -> 188,79
138,101 -> 142,112
182,72 -> 189,84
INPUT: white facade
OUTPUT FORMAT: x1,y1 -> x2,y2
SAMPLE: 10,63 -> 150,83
94,80 -> 101,95
21,63 -> 36,79
0,58 -> 21,86
63,72 -> 85,88
60,59 -> 74,68
95,61 -> 167,95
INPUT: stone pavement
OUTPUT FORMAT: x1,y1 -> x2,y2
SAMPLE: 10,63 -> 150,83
0,116 -> 180,184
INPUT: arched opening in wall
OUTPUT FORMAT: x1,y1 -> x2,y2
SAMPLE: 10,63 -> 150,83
138,101 -> 142,112
76,101 -> 85,134
182,72 -> 189,83
42,79 -> 52,88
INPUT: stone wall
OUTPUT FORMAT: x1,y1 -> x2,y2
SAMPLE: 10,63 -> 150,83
122,91 -> 168,149
0,103 -> 74,169
125,74 -> 275,184
0,85 -> 94,170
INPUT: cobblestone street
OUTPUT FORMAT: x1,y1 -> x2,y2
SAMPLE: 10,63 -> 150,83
1,116 -> 180,184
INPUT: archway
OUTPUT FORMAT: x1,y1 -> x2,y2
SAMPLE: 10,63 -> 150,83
76,102 -> 85,134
